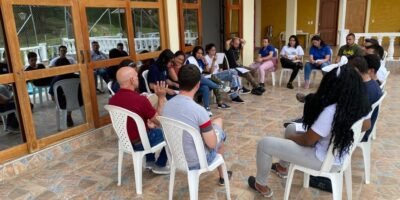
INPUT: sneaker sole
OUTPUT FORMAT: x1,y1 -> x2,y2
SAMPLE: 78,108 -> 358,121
151,169 -> 170,175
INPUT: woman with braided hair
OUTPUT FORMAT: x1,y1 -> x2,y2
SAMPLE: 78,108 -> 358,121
247,64 -> 371,197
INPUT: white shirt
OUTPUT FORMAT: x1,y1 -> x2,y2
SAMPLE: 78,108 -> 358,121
280,45 -> 304,60
377,60 -> 388,81
204,55 -> 219,74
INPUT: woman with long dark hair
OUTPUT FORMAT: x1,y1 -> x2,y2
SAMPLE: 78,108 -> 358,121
247,65 -> 371,197
280,35 -> 305,89
303,35 -> 332,89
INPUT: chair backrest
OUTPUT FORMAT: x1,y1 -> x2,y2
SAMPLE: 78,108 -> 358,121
53,78 -> 81,111
107,81 -> 115,96
185,56 -> 202,72
218,52 -> 230,70
319,118 -> 364,173
367,91 -> 387,140
104,105 -> 152,152
380,71 -> 390,91
142,70 -> 152,94
157,116 -> 208,172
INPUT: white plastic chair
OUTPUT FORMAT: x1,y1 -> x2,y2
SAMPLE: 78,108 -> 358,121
357,92 -> 386,184
104,105 -> 166,195
267,48 -> 279,86
142,70 -> 152,94
284,118 -> 364,200
107,81 -> 115,96
0,109 -> 18,131
279,56 -> 303,88
53,78 -> 85,130
157,116 -> 231,200
379,71 -> 390,91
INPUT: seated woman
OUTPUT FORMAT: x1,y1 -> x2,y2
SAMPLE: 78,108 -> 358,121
280,35 -> 305,89
249,37 -> 278,88
247,65 -> 371,197
304,35 -> 331,89
204,43 -> 244,103
186,46 -> 231,116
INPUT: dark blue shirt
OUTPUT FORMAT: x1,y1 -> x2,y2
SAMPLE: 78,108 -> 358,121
362,80 -> 383,142
148,63 -> 168,84
259,45 -> 276,57
309,45 -> 331,60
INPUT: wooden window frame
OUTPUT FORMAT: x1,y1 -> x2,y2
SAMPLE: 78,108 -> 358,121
177,0 -> 202,53
225,0 -> 243,39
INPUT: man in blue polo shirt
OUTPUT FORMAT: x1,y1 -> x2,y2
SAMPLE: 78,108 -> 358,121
303,35 -> 331,89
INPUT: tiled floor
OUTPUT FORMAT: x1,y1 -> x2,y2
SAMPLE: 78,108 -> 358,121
0,67 -> 399,200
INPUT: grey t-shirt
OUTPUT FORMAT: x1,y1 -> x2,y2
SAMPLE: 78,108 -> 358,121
163,95 -> 212,168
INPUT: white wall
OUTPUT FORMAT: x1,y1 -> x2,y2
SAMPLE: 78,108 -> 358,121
242,0 -> 255,66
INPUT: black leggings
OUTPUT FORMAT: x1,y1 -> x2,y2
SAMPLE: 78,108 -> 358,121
280,57 -> 302,83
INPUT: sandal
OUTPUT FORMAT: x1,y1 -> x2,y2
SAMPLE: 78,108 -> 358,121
248,176 -> 273,198
271,163 -> 288,179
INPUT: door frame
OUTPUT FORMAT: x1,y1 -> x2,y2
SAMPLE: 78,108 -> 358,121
225,0 -> 243,39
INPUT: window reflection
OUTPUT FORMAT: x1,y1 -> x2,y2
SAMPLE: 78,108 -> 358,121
183,9 -> 199,47
132,8 -> 162,52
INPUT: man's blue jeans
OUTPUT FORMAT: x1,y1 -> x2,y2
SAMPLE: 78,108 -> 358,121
304,62 -> 330,81
132,128 -> 167,167
214,70 -> 239,99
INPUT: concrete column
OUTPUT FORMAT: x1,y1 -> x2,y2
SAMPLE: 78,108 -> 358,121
165,0 -> 180,52
285,0 -> 297,43
338,0 -> 347,45
254,0 -> 262,47
242,0 -> 255,66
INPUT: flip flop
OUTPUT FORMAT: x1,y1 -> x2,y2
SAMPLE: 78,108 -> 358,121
248,176 -> 273,198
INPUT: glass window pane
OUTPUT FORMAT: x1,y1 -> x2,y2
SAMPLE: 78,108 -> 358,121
229,10 -> 240,38
183,9 -> 199,47
86,8 -> 129,60
0,84 -> 24,150
132,8 -> 162,53
13,6 -> 77,68
28,72 -> 86,139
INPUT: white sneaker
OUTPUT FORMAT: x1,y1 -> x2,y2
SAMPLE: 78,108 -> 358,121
152,165 -> 170,175
145,161 -> 156,170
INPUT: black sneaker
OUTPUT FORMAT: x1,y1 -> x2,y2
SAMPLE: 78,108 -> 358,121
218,171 -> 233,186
217,103 -> 231,109
240,87 -> 251,94
257,86 -> 266,93
231,96 -> 245,103
251,89 -> 262,96
287,82 -> 294,89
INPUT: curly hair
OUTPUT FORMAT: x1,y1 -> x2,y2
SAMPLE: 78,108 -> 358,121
302,66 -> 370,158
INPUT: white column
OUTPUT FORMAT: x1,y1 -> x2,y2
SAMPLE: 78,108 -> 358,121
337,0 -> 347,46
165,0 -> 180,52
387,36 -> 395,61
242,0 -> 255,66
285,0 -> 297,43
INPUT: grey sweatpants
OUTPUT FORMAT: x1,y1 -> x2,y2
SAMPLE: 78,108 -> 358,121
255,124 -> 323,186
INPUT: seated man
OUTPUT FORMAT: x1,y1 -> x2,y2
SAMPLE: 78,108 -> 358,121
25,52 -> 53,86
348,56 -> 382,142
363,38 -> 387,82
364,53 -> 383,85
335,33 -> 363,63
49,45 -> 76,67
109,67 -> 169,174
163,64 -> 232,185
225,37 -> 265,95
116,43 -> 128,57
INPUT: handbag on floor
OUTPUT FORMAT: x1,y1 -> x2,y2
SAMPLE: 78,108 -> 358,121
309,175 -> 332,193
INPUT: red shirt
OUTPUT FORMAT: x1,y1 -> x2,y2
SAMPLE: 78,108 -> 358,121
109,89 -> 156,142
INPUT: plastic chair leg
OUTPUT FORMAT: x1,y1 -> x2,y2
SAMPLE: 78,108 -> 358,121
361,142 -> 371,184
221,163 -> 231,200
169,166 -> 176,200
56,109 -> 61,131
330,174 -> 344,200
117,149 -> 123,186
303,172 -> 310,188
279,70 -> 284,86
33,87 -> 37,104
38,87 -> 43,104
271,72 -> 276,86
1,116 -> 7,130
345,166 -> 353,200
133,154 -> 144,195
284,165 -> 295,200
297,73 -> 301,88
187,172 -> 200,200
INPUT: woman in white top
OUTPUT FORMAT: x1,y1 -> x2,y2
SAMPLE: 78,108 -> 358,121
280,35 -> 305,89
247,66 -> 371,197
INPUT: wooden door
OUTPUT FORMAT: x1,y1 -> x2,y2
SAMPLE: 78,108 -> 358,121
345,0 -> 367,33
318,0 -> 339,45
